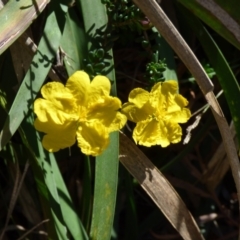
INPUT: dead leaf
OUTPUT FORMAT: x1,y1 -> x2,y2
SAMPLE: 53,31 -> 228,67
119,132 -> 204,240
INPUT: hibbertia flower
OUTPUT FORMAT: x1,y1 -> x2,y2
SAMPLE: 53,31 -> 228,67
34,71 -> 127,156
121,80 -> 191,147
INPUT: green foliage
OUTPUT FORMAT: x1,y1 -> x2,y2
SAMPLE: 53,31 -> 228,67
0,0 -> 240,240
145,56 -> 166,85
102,0 -> 146,32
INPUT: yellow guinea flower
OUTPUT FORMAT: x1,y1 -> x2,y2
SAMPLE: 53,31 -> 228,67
34,71 -> 127,156
121,80 -> 191,147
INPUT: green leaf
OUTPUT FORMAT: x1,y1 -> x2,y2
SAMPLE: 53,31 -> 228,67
77,1 -> 119,239
19,123 -> 66,240
80,156 -> 92,232
50,151 -> 89,240
21,110 -> 88,239
90,133 -> 119,240
152,27 -> 178,81
0,1 -> 68,150
61,8 -> 87,75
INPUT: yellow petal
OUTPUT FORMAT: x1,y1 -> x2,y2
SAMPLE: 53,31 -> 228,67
41,82 -> 65,100
165,95 -> 189,114
76,122 -> 109,156
34,98 -> 78,125
88,75 -> 111,104
132,118 -> 183,147
150,81 -> 178,110
66,71 -> 90,105
87,96 -> 126,130
161,80 -> 178,95
109,111 -> 127,132
149,82 -> 164,110
121,102 -> 151,123
133,118 -> 162,147
40,82 -> 77,113
174,94 -> 189,108
37,120 -> 78,152
161,81 -> 179,109
164,121 -> 182,144
166,108 -> 191,123
128,88 -> 150,108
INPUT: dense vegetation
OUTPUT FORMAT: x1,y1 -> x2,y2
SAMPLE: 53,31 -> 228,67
0,0 -> 240,239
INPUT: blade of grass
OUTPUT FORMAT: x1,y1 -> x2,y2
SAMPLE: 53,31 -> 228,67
0,1 -> 68,151
0,0 -> 49,55
90,133 -> 119,240
78,0 -> 119,239
80,156 -> 92,232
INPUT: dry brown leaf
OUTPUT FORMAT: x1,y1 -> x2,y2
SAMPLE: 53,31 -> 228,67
131,2 -> 240,239
0,0 -> 49,55
119,133 -> 204,240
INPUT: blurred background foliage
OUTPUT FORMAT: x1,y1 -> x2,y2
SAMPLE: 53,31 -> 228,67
0,0 -> 240,239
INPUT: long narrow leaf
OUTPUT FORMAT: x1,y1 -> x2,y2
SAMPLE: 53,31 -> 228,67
152,27 -> 178,81
119,133 -> 204,240
0,1 -> 68,150
61,9 -> 87,75
78,1 -> 119,239
50,152 -> 89,240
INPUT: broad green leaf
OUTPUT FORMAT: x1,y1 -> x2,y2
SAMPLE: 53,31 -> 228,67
0,0 -> 49,55
0,1 -> 68,151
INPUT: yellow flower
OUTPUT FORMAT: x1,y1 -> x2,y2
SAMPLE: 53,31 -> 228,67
121,81 -> 191,147
34,71 -> 127,156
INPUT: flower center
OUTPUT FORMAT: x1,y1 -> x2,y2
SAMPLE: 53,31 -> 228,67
151,106 -> 168,122
78,106 -> 88,122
